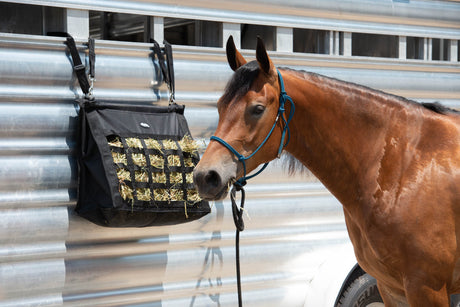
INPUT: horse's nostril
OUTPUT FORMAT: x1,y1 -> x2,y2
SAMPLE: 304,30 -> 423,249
204,170 -> 221,188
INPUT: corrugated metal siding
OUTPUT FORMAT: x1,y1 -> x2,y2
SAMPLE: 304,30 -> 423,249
0,22 -> 459,307
0,34 -> 348,307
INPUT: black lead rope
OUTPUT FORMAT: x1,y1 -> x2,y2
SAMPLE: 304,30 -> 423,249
231,183 -> 245,307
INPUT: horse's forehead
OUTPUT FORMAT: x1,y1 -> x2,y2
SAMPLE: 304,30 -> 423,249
217,84 -> 269,112
217,91 -> 250,114
217,66 -> 277,114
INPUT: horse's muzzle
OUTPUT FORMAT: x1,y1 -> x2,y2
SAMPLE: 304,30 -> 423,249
193,168 -> 233,201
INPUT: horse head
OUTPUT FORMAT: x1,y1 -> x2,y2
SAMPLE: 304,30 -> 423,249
193,36 -> 290,200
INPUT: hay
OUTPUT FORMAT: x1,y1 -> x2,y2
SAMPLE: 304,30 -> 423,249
126,137 -> 143,148
152,172 -> 166,183
149,155 -> 164,169
132,153 -> 147,166
112,152 -> 127,165
163,139 -> 178,150
136,188 -> 151,201
187,189 -> 202,204
185,172 -> 194,184
119,182 -> 133,200
184,157 -> 195,167
153,188 -> 183,202
108,136 -> 123,148
168,155 -> 181,167
179,135 -> 199,153
145,138 -> 162,152
170,172 -> 183,184
117,168 -> 131,181
135,170 -> 149,182
170,189 -> 183,201
154,189 -> 169,201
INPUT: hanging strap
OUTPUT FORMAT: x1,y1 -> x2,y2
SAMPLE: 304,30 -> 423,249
151,39 -> 176,104
164,41 -> 175,103
87,37 -> 96,81
64,34 -> 95,99
151,40 -> 169,86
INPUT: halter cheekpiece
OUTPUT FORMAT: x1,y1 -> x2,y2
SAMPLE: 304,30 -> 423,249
210,69 -> 295,187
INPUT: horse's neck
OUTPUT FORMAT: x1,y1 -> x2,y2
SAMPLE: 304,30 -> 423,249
283,71 -> 415,208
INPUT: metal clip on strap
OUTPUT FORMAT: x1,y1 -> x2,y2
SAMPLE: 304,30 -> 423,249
231,185 -> 245,232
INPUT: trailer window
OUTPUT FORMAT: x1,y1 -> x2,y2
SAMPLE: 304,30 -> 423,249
406,36 -> 424,60
241,24 -> 276,51
0,3 -> 64,36
352,33 -> 398,58
164,18 -> 222,47
89,13 -> 223,47
293,28 -> 329,54
0,2 -> 42,35
89,12 -> 148,42
432,38 -> 450,61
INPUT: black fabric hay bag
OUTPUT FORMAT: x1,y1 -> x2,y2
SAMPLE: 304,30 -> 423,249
76,101 -> 210,227
66,36 -> 210,227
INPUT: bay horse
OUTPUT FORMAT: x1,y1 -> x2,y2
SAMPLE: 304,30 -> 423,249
193,36 -> 460,306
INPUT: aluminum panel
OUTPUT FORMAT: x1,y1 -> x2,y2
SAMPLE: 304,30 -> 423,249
0,156 -> 75,190
0,259 -> 65,300
0,189 -> 72,209
0,207 -> 68,243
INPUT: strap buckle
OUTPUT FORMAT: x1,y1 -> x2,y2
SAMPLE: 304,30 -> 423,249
73,63 -> 86,72
87,76 -> 95,99
167,83 -> 175,104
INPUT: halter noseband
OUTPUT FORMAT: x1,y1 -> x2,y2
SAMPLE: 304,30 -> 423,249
210,69 -> 295,187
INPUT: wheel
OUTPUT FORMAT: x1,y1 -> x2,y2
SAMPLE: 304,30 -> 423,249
337,273 -> 384,307
451,294 -> 460,307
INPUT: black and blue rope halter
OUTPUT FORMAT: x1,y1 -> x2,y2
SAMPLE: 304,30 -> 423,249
209,69 -> 295,307
210,69 -> 295,188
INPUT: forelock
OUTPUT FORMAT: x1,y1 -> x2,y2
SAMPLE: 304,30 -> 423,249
220,61 -> 260,106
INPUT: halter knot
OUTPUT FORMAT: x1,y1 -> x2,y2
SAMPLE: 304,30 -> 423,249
234,178 -> 247,189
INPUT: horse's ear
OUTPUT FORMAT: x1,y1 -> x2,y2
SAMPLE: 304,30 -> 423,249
226,36 -> 247,71
256,36 -> 273,74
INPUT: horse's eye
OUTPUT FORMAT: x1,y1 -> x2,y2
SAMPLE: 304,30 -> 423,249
252,105 -> 265,116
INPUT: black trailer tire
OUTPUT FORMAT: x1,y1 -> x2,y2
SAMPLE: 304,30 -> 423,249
337,273 -> 384,307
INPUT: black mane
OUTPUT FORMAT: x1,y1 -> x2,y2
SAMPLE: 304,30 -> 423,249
421,102 -> 459,115
220,61 -> 260,106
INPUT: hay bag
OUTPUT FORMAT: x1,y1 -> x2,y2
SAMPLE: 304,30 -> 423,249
76,101 -> 210,227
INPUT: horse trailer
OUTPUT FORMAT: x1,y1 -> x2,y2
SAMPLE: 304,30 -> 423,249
0,0 -> 459,306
